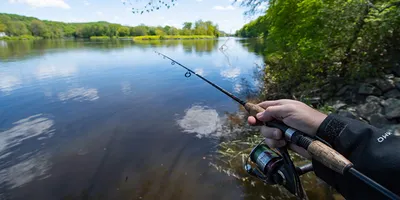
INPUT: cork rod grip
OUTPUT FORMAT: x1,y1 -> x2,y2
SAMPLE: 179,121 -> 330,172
307,140 -> 353,174
244,102 -> 265,116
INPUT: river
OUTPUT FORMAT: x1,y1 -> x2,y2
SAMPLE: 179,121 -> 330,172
0,38 -> 335,200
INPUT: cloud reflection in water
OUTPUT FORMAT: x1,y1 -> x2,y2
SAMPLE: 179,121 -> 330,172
0,74 -> 21,94
35,64 -> 77,80
58,87 -> 99,102
220,68 -> 241,79
0,114 -> 54,189
177,105 -> 226,138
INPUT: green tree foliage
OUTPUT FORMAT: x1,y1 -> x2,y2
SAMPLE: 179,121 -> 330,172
237,0 -> 400,96
117,26 -> 130,36
0,13 -> 221,39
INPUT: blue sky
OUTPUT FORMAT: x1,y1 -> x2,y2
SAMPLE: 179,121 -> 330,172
0,0 -> 265,33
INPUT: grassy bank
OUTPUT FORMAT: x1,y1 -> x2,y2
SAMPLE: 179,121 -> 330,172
89,36 -> 134,40
133,35 -> 215,40
0,35 -> 42,40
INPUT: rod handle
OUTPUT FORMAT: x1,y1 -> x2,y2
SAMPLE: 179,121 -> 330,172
307,140 -> 353,174
244,102 -> 353,174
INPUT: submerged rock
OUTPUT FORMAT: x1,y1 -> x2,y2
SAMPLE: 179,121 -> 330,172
358,83 -> 382,96
383,98 -> 400,119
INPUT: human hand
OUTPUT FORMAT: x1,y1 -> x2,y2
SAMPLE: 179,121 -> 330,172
247,99 -> 327,158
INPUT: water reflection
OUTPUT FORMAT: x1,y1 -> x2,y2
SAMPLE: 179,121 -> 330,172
0,74 -> 21,94
220,67 -> 241,79
35,64 -> 77,80
0,114 -> 54,189
0,152 -> 51,189
120,81 -> 132,95
177,105 -> 224,139
58,88 -> 99,102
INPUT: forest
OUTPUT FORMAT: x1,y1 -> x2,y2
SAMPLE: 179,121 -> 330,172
235,0 -> 400,98
0,13 -> 222,39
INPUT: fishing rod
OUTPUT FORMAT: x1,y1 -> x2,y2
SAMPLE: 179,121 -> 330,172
155,51 -> 400,200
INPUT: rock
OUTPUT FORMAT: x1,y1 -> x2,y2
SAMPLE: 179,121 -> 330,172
366,95 -> 381,103
358,83 -> 382,96
332,100 -> 347,110
383,124 -> 400,136
374,79 -> 394,92
392,63 -> 400,76
395,82 -> 400,90
384,89 -> 400,99
337,110 -> 357,119
383,98 -> 400,119
369,114 -> 392,128
336,85 -> 350,96
356,101 -> 382,121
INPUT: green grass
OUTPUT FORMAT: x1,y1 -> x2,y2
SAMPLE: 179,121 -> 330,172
90,36 -> 133,40
133,35 -> 215,41
0,35 -> 42,40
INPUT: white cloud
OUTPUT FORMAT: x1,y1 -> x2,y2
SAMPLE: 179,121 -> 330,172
96,11 -> 103,16
58,88 -> 99,102
83,0 -> 89,6
213,5 -> 235,10
196,0 -> 203,2
8,0 -> 70,9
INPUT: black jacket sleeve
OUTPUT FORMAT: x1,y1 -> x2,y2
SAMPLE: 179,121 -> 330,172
313,114 -> 400,200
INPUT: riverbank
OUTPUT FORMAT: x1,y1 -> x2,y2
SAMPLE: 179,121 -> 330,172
133,35 -> 215,40
0,35 -> 42,40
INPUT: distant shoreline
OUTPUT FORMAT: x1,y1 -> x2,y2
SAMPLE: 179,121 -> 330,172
0,35 -> 218,41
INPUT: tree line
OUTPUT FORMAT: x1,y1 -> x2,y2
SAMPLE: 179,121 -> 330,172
234,0 -> 400,97
0,13 -> 222,39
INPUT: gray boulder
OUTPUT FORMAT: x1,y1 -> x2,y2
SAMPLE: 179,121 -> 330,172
395,82 -> 400,90
337,110 -> 357,119
375,79 -> 394,92
366,95 -> 381,103
356,101 -> 382,121
369,113 -> 392,128
384,89 -> 400,99
336,85 -> 351,96
332,100 -> 347,110
358,83 -> 382,96
383,98 -> 400,119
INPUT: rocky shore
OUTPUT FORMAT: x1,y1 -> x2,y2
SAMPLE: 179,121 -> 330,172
324,70 -> 400,132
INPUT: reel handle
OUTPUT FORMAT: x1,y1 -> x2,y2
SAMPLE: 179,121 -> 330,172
244,102 -> 353,175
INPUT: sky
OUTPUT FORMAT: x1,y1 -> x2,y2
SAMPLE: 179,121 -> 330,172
0,0 -> 265,33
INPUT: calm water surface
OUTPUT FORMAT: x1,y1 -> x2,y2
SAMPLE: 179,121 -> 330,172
0,39 -> 333,200
0,38 -> 262,200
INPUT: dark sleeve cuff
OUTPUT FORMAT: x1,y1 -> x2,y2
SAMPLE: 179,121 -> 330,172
316,114 -> 347,149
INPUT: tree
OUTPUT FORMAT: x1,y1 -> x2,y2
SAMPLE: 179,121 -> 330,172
117,26 -> 130,36
183,22 -> 192,30
31,20 -> 50,37
6,21 -> 29,36
0,23 -> 6,32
